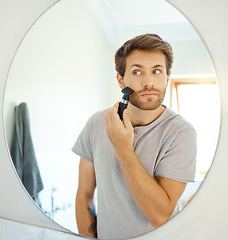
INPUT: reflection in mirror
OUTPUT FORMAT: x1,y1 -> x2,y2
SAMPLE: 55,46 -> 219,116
3,0 -> 220,238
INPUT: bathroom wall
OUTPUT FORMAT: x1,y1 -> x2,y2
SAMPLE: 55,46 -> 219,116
0,218 -> 81,240
3,0 -> 113,233
171,39 -> 215,76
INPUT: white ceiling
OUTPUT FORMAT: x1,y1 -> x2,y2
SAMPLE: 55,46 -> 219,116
85,0 -> 200,46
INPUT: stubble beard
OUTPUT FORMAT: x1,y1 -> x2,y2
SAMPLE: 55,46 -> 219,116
129,87 -> 166,111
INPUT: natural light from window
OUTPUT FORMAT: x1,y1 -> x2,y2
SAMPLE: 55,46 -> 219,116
170,76 -> 220,181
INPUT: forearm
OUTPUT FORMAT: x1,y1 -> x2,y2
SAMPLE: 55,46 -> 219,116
76,194 -> 97,238
115,147 -> 173,227
105,105 -> 182,227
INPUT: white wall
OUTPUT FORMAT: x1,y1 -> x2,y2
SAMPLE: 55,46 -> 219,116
3,0 -> 113,233
171,39 -> 215,75
4,0 -> 114,151
0,218 -> 80,240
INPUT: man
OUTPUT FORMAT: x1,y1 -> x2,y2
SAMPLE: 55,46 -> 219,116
73,33 -> 196,239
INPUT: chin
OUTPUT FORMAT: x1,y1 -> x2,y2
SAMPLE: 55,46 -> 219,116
132,102 -> 162,111
130,98 -> 163,111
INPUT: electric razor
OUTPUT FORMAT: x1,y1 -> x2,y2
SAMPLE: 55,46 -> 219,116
118,87 -> 134,120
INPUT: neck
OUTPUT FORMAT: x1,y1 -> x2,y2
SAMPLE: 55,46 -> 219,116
128,104 -> 166,127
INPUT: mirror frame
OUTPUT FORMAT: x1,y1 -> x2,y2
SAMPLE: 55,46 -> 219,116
0,0 -> 228,239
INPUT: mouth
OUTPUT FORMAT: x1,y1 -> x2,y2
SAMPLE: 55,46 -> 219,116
140,91 -> 158,97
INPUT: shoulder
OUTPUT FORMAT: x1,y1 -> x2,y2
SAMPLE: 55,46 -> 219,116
89,108 -> 110,122
164,108 -> 195,133
86,108 -> 111,129
158,108 -> 197,145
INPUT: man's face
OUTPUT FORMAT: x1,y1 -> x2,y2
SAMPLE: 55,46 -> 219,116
117,50 -> 170,111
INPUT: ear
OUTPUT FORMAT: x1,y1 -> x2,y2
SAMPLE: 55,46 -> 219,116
116,72 -> 125,89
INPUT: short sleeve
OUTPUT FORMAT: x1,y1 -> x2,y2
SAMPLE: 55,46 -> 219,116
72,117 -> 94,163
154,127 -> 197,182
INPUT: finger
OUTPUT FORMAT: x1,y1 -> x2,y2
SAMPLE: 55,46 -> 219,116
110,102 -> 121,122
113,102 -> 120,114
122,109 -> 132,129
104,111 -> 109,126
105,102 -> 121,125
105,111 -> 114,129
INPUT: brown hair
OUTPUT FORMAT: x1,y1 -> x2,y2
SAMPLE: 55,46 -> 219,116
115,33 -> 173,76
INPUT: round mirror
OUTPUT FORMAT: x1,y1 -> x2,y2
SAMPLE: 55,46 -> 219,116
3,0 -> 220,238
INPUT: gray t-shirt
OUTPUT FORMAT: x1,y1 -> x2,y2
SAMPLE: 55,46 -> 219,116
72,107 -> 197,240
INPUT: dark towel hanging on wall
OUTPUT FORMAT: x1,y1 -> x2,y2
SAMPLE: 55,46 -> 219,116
10,102 -> 44,207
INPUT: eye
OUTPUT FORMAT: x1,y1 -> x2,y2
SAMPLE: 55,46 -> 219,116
133,70 -> 142,75
153,69 -> 161,74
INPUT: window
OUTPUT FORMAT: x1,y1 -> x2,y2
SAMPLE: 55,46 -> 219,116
170,76 -> 220,180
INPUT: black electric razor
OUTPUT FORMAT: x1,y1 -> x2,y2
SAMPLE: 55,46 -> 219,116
118,87 -> 134,120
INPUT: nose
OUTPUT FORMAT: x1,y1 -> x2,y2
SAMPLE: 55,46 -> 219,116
142,74 -> 154,88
